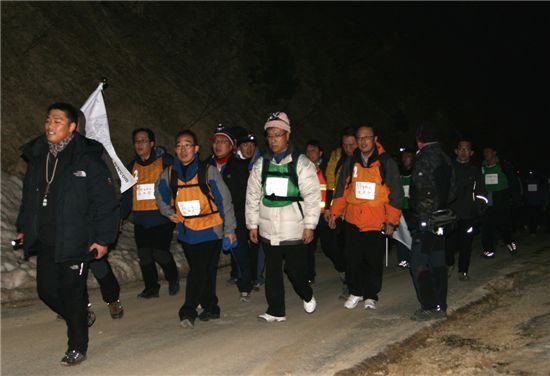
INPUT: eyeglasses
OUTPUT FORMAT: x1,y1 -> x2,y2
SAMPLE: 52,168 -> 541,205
266,132 -> 286,139
214,138 -> 231,145
134,140 -> 151,145
176,144 -> 195,150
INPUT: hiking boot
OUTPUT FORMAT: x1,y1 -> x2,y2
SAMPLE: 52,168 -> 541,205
458,272 -> 470,281
481,250 -> 495,259
303,296 -> 317,314
252,280 -> 263,292
240,292 -> 251,302
410,308 -> 447,321
344,294 -> 363,309
168,280 -> 180,296
198,310 -> 220,321
60,350 -> 86,366
506,242 -> 518,255
180,317 -> 195,329
364,298 -> 377,310
137,288 -> 159,299
257,313 -> 286,322
87,304 -> 96,327
397,260 -> 410,269
108,300 -> 124,319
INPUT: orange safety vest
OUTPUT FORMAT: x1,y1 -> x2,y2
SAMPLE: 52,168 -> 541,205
345,161 -> 390,207
317,167 -> 327,213
132,158 -> 163,212
173,168 -> 223,231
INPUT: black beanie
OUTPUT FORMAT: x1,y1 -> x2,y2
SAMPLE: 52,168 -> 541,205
416,122 -> 439,143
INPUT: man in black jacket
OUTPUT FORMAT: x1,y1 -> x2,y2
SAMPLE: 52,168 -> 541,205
446,140 -> 487,281
15,102 -> 119,366
408,122 -> 455,321
209,125 -> 253,302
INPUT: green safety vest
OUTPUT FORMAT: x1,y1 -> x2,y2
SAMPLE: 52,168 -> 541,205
262,161 -> 302,207
482,164 -> 509,192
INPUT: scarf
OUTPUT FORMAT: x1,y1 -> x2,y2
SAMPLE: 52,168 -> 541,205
48,133 -> 75,157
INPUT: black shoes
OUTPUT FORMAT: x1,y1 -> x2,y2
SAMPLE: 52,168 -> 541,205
60,350 -> 87,366
198,310 -> 220,321
410,308 -> 447,321
108,300 -> 124,319
137,288 -> 160,299
180,316 -> 195,329
87,305 -> 96,327
168,280 -> 180,296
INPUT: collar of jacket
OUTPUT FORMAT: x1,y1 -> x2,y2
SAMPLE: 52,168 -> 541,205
263,143 -> 296,163
173,154 -> 199,182
21,132 -> 102,164
132,145 -> 167,167
352,141 -> 386,168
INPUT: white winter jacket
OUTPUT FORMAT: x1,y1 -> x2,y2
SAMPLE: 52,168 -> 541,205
245,149 -> 320,246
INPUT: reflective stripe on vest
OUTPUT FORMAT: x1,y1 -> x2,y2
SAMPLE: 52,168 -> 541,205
317,167 -> 327,213
346,161 -> 389,207
262,161 -> 302,207
132,158 -> 163,211
174,173 -> 223,231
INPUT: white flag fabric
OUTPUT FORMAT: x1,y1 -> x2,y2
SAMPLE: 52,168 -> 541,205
392,214 -> 412,250
80,83 -> 136,193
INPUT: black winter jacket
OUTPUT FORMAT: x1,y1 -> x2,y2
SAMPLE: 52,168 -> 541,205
16,133 -> 119,262
449,159 -> 487,220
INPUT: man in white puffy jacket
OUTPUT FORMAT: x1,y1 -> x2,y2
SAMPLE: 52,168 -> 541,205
246,112 -> 320,322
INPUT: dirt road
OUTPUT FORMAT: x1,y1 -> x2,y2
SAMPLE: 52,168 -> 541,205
2,234 -> 549,375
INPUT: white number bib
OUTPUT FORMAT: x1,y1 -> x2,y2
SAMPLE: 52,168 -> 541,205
403,185 -> 410,198
528,184 -> 538,192
136,184 -> 155,200
355,182 -> 376,200
178,200 -> 201,216
485,173 -> 499,185
265,177 -> 288,197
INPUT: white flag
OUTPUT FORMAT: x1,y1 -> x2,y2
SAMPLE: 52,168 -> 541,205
392,214 -> 412,250
80,83 -> 136,193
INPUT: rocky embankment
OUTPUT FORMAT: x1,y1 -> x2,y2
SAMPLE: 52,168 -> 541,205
1,171 -> 228,304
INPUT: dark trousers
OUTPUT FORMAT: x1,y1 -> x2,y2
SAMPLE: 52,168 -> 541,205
229,227 -> 252,293
89,256 -> 120,303
482,205 -> 513,252
445,219 -> 475,273
344,222 -> 385,301
410,233 -> 447,311
37,245 -> 89,353
307,215 -> 347,281
263,241 -> 313,317
134,222 -> 179,291
525,205 -> 544,234
179,239 -> 221,320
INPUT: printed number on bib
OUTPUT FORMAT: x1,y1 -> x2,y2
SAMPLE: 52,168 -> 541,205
485,173 -> 498,185
136,184 -> 155,200
265,177 -> 288,197
355,182 -> 376,200
178,200 -> 201,217
403,185 -> 410,198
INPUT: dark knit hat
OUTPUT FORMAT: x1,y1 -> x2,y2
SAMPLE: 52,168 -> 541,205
213,123 -> 235,146
416,122 -> 439,143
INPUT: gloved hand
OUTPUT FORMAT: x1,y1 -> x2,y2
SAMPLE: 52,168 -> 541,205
222,236 -> 238,252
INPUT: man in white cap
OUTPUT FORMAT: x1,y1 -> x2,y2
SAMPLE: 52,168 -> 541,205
245,112 -> 320,322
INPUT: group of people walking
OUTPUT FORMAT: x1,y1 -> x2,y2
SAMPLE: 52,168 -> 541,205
15,102 -> 536,366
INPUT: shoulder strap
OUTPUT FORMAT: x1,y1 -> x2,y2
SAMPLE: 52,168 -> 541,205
169,166 -> 178,202
198,160 -> 215,202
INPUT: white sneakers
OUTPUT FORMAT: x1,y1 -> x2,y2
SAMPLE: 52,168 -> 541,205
344,294 -> 363,309
364,299 -> 377,310
303,296 -> 317,314
258,313 -> 286,322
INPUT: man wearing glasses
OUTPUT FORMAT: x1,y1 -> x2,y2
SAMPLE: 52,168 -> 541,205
120,128 -> 180,299
246,112 -> 320,322
329,125 -> 403,312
